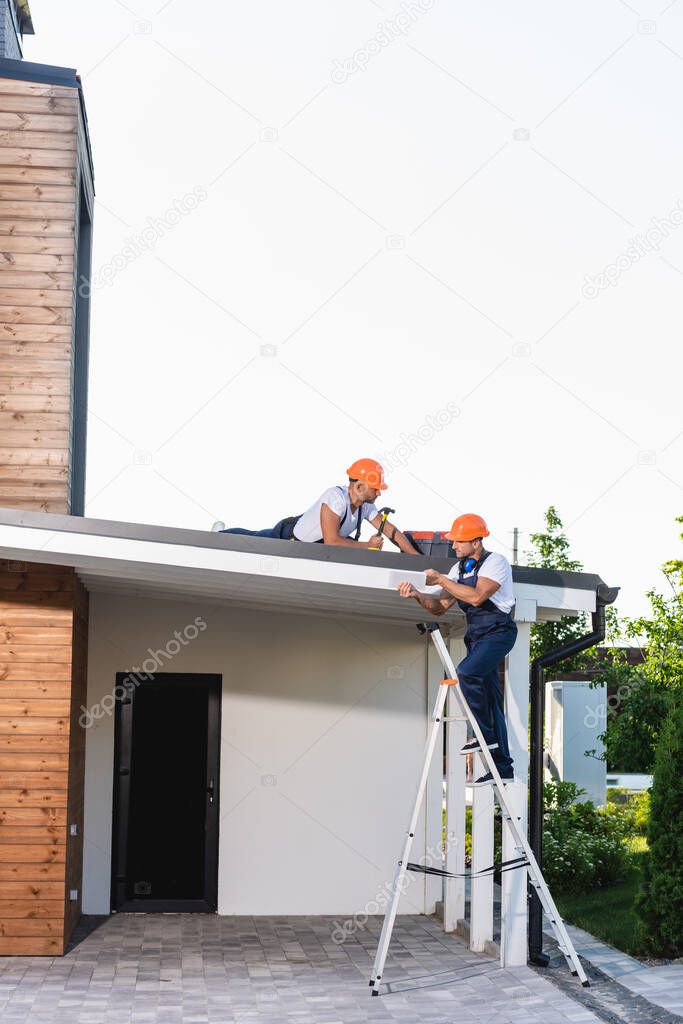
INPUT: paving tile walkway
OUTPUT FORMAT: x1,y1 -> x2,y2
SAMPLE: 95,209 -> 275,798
559,922 -> 683,1019
0,914 -> 602,1024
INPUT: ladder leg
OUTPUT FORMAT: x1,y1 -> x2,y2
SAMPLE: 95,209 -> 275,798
427,627 -> 589,987
370,681 -> 449,994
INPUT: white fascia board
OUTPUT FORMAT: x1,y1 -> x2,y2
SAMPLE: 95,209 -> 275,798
0,523 -> 427,594
515,582 -> 596,615
0,523 -> 597,618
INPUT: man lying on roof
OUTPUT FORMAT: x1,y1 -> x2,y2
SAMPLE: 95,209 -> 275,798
214,458 -> 419,552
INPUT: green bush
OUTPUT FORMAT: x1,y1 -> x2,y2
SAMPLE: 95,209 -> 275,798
636,700 -> 683,957
631,791 -> 650,836
543,781 -> 635,894
602,677 -> 672,773
606,788 -> 650,835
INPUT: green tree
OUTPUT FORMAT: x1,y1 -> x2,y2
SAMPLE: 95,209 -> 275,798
594,515 -> 683,772
598,660 -> 670,772
526,506 -> 590,669
635,698 -> 683,957
625,522 -> 683,695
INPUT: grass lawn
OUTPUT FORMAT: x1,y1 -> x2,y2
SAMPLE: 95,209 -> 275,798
556,843 -> 648,958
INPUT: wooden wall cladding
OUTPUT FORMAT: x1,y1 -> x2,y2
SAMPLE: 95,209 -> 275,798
0,559 -> 88,955
0,77 -> 80,515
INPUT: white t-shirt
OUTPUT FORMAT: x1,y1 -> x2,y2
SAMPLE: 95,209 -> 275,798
446,551 -> 515,613
292,485 -> 378,543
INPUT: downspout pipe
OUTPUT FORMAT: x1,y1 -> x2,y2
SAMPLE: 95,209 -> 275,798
528,582 -> 619,966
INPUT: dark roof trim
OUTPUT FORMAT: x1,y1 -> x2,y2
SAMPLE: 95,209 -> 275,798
0,56 -> 78,87
0,506 -> 613,594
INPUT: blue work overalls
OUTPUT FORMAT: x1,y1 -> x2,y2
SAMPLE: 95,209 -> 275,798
454,552 -> 517,773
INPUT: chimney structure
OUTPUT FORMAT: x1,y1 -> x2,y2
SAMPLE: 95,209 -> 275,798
0,0 -> 34,60
0,1 -> 94,515
0,2 -> 95,956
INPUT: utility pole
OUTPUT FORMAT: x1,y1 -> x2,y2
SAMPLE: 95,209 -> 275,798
512,527 -> 519,565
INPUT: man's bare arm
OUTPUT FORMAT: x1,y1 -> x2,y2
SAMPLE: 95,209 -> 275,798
397,581 -> 455,615
320,503 -> 384,548
424,569 -> 500,607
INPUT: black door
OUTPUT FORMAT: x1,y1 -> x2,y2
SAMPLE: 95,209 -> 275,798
111,673 -> 221,912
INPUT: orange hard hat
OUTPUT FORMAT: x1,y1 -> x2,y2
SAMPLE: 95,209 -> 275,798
444,513 -> 490,542
346,458 -> 388,490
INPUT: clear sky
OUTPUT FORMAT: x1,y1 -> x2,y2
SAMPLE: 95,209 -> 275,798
24,0 -> 683,619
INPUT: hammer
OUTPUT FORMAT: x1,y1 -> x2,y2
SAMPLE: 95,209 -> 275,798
368,506 -> 396,550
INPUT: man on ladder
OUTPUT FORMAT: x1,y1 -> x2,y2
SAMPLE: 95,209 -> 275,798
369,512 -> 590,995
397,512 -> 516,785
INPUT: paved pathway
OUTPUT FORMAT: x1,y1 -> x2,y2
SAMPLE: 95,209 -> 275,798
561,922 -> 683,1018
0,914 -> 601,1024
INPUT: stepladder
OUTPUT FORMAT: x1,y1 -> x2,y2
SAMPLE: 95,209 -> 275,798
368,622 -> 589,996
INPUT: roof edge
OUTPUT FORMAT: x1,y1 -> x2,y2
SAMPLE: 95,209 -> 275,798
0,55 -> 78,87
0,506 -> 611,593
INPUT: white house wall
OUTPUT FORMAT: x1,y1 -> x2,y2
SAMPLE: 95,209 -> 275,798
83,592 -> 442,918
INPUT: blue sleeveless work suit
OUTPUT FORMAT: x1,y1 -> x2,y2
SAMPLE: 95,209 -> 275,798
454,551 -> 517,772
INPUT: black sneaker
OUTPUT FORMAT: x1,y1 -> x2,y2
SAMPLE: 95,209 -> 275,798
460,739 -> 498,755
471,770 -> 514,787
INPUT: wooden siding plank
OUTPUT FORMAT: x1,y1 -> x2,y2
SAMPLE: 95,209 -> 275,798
0,753 -> 69,771
0,306 -> 72,325
0,792 -> 69,808
0,499 -> 69,513
0,287 -> 74,306
0,856 -> 65,872
0,787 -> 68,808
0,131 -> 77,152
0,166 -> 76,185
0,217 -> 74,235
0,735 -> 69,752
0,682 -> 71,700
0,608 -> 73,626
0,322 -> 72,339
0,150 -> 76,169
0,413 -> 71,431
0,96 -> 78,116
0,183 -> 75,201
0,936 -> 63,953
0,234 -> 75,254
0,451 -> 69,467
0,880 -> 65,896
0,825 -> 64,843
0,700 -> 71,716
0,624 -> 72,639
0,899 -> 65,918
0,806 -> 66,825
0,719 -> 69,735
0,357 -> 70,374
0,394 -> 71,411
0,80 -> 78,99
0,919 -> 64,936
0,201 -> 76,219
0,434 -> 70,449
0,646 -> 73,663
0,253 -> 73,271
0,378 -> 72,395
0,272 -> 73,290
0,113 -> 78,133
